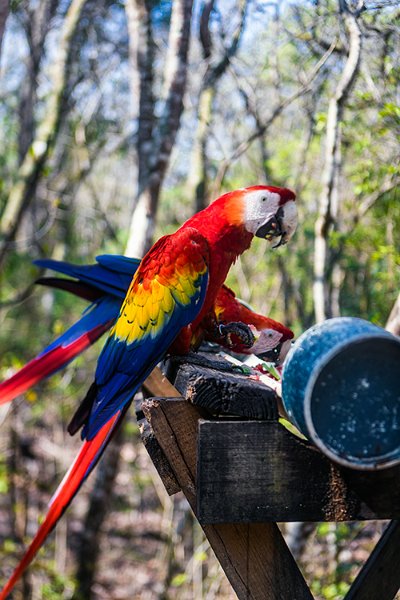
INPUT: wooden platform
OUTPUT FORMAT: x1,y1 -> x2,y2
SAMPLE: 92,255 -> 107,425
139,357 -> 400,600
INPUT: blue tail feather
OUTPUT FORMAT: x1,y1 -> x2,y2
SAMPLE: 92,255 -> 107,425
34,255 -> 140,298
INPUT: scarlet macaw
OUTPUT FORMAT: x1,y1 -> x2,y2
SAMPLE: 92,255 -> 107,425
36,255 -> 294,361
0,185 -> 297,597
0,258 -> 293,406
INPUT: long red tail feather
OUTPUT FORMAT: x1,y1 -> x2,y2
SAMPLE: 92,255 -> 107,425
0,411 -> 122,599
0,322 -> 110,406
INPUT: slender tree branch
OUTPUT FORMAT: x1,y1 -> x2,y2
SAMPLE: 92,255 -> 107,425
188,0 -> 248,210
203,0 -> 248,89
199,0 -> 215,59
326,176 -> 400,286
0,282 -> 36,309
356,177 -> 400,221
212,40 -> 336,194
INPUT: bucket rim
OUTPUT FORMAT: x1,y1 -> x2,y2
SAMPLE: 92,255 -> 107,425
303,333 -> 400,471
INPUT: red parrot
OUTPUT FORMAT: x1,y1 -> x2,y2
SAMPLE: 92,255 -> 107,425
0,185 -> 297,597
0,204 -> 295,406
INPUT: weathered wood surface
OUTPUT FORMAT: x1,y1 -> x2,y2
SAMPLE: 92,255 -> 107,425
138,416 -> 181,495
344,520 -> 400,600
138,367 -> 182,495
143,366 -> 179,398
142,397 -> 313,600
197,419 -> 400,524
174,360 -> 279,420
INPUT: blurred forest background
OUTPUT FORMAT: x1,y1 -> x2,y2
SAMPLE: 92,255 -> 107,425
0,0 -> 399,598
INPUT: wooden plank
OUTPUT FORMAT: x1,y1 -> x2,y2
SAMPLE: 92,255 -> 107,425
138,416 -> 181,496
143,366 -> 180,398
142,398 -> 313,600
345,520 -> 400,600
197,420 -> 400,524
174,362 -> 278,420
137,367 -> 182,495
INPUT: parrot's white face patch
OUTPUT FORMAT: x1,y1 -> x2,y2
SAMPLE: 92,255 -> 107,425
279,200 -> 297,244
243,189 -> 297,246
249,328 -> 282,355
243,190 -> 281,235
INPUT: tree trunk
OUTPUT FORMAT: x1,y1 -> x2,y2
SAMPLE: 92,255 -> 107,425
0,0 -> 9,63
313,0 -> 363,323
125,0 -> 155,191
187,0 -> 248,211
125,0 -> 194,258
0,0 -> 87,268
125,0 -> 195,256
386,293 -> 400,336
126,183 -> 160,258
17,0 -> 60,162
187,86 -> 214,213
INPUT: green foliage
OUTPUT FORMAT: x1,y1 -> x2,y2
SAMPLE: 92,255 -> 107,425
39,568 -> 75,600
171,572 -> 188,587
0,0 -> 399,597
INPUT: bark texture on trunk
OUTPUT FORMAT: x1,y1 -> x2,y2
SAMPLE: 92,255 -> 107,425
125,0 -> 194,258
313,0 -> 363,323
0,0 -> 87,267
187,0 -> 248,212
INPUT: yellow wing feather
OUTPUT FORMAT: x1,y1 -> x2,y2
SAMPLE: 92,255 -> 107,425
110,234 -> 208,347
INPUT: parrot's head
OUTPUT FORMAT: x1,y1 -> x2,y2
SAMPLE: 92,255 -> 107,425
241,185 -> 297,247
248,323 -> 294,365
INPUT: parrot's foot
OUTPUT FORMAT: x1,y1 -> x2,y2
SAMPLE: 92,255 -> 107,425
218,321 -> 256,349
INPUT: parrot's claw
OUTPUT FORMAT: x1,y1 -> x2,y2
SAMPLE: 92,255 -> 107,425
218,322 -> 256,349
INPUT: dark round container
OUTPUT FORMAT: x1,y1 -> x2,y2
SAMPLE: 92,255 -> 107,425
282,317 -> 400,470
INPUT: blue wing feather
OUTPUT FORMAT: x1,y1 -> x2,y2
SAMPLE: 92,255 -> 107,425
34,256 -> 139,299
83,232 -> 210,440
41,296 -> 121,355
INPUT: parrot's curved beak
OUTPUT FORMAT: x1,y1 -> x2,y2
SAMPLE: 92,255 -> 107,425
257,338 -> 292,365
257,343 -> 282,363
255,200 -> 297,247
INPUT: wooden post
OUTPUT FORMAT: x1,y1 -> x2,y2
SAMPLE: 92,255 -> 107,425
344,520 -> 400,600
142,397 -> 313,600
139,361 -> 400,600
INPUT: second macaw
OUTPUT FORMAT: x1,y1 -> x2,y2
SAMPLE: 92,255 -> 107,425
0,185 -> 297,597
200,284 -> 293,362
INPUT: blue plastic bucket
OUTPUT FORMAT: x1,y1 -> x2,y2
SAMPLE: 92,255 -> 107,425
282,317 -> 400,470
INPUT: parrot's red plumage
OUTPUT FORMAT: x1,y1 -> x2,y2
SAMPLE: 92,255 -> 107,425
0,185 -> 297,597
0,411 -> 123,600
202,284 -> 294,362
0,319 -> 112,405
